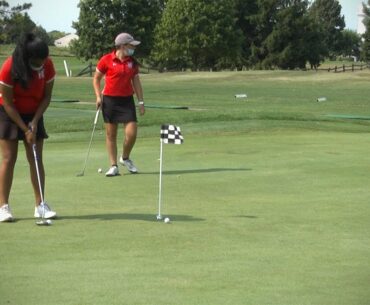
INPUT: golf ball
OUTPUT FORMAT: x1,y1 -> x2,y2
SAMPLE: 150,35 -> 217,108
164,217 -> 170,223
98,168 -> 102,173
46,219 -> 52,225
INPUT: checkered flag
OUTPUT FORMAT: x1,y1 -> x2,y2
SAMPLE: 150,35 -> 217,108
160,124 -> 184,144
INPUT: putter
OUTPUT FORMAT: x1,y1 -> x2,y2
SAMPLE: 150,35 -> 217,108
32,144 -> 50,226
77,107 -> 100,176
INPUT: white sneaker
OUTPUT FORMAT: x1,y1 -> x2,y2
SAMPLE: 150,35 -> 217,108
34,202 -> 57,219
119,157 -> 138,173
0,204 -> 13,222
105,165 -> 119,177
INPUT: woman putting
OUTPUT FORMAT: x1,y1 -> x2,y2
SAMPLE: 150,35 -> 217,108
0,33 -> 57,222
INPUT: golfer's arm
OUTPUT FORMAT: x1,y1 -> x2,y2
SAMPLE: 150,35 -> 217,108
0,84 -> 29,133
132,74 -> 144,102
33,80 -> 54,122
93,71 -> 104,98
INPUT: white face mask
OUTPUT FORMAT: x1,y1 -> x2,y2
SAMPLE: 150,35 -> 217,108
30,64 -> 44,71
125,48 -> 135,56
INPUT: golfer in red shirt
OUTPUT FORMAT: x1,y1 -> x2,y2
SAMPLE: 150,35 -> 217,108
93,32 -> 145,176
0,33 -> 57,222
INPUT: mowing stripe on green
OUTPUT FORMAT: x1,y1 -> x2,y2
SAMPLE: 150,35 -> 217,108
140,104 -> 189,110
51,99 -> 188,109
325,114 -> 370,120
51,98 -> 79,103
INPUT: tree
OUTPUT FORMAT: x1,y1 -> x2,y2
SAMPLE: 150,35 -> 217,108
309,0 -> 345,58
247,0 -> 278,67
72,0 -> 164,61
246,0 -> 325,69
361,1 -> 370,62
0,1 -> 33,43
234,0 -> 259,67
4,12 -> 35,43
338,29 -> 361,59
264,0 -> 313,69
122,0 -> 166,56
151,0 -> 243,71
304,14 -> 327,69
0,1 -> 50,44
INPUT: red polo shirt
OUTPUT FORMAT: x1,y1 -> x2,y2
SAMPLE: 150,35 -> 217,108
0,57 -> 55,114
96,51 -> 139,97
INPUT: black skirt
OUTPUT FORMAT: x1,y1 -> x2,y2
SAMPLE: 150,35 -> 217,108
0,106 -> 48,140
102,95 -> 137,124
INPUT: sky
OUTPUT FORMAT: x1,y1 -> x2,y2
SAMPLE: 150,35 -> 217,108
8,0 -> 80,33
339,0 -> 363,30
8,0 -> 365,34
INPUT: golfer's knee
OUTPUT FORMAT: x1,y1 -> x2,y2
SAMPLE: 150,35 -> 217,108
106,132 -> 116,142
125,128 -> 137,141
106,127 -> 117,141
1,153 -> 17,168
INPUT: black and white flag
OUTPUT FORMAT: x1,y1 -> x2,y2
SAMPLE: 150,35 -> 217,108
160,124 -> 184,144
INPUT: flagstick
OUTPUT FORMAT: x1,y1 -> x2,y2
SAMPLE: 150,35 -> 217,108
157,140 -> 164,220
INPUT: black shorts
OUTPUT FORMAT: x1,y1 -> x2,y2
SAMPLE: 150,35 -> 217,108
102,95 -> 137,124
0,106 -> 48,141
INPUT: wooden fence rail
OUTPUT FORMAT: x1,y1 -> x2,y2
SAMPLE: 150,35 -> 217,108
316,63 -> 370,73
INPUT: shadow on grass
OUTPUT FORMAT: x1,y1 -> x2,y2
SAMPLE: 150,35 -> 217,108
59,213 -> 205,222
140,167 -> 252,175
232,215 -> 258,219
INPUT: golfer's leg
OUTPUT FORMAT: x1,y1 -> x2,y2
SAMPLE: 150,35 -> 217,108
24,139 -> 44,206
105,123 -> 118,165
0,140 -> 18,205
122,121 -> 137,159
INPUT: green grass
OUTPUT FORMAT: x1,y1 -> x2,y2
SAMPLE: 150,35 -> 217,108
50,69 -> 370,135
0,59 -> 370,305
2,132 -> 370,305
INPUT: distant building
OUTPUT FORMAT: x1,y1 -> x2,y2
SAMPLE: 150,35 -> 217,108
54,33 -> 79,48
357,4 -> 366,35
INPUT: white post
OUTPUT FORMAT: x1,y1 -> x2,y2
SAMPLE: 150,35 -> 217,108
63,60 -> 70,77
157,140 -> 164,220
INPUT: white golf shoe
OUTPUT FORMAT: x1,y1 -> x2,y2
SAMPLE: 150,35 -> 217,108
0,204 -> 13,222
34,202 -> 57,219
119,157 -> 138,173
105,165 -> 119,177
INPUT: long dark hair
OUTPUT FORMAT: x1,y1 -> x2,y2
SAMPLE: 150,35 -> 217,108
11,33 -> 49,89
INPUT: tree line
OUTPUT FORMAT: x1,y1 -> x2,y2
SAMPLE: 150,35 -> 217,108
1,0 -> 368,70
71,0 -> 365,70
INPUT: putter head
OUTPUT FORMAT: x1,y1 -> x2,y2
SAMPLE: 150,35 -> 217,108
156,215 -> 162,220
76,172 -> 84,177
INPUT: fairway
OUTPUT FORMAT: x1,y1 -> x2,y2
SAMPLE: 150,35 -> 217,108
1,69 -> 370,305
